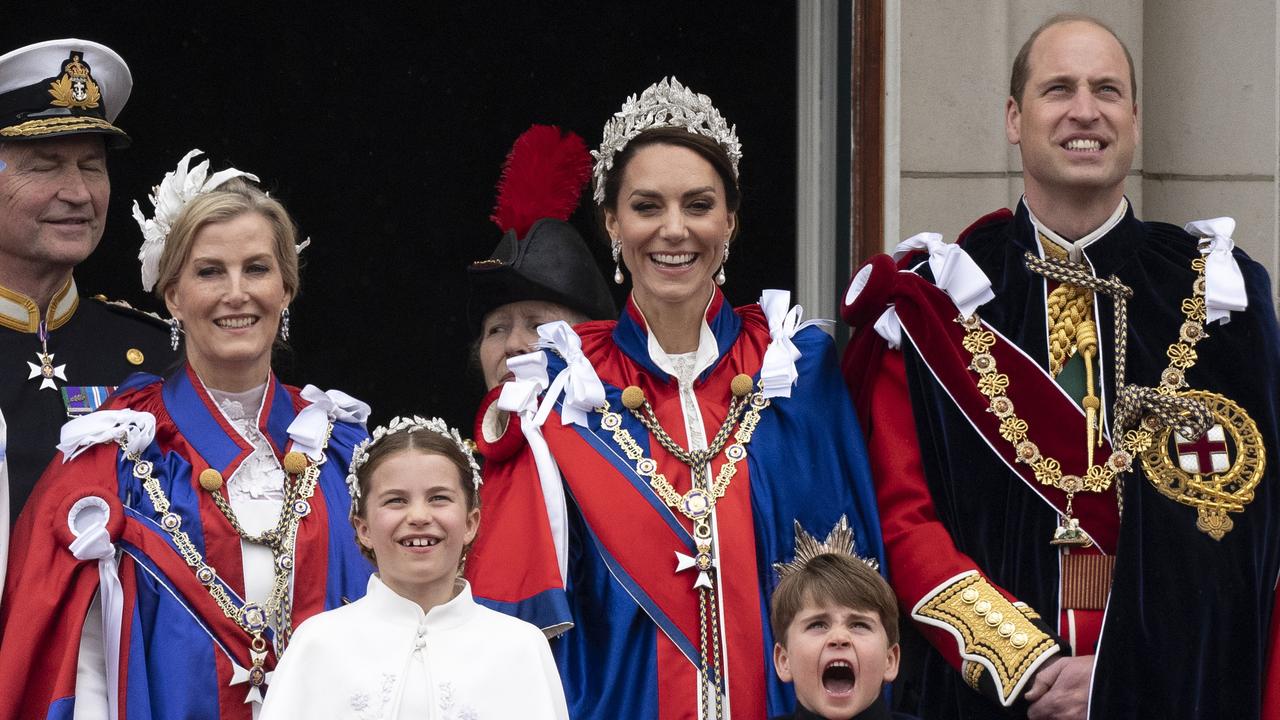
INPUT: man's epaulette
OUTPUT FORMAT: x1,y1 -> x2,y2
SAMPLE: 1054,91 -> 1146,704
87,295 -> 170,329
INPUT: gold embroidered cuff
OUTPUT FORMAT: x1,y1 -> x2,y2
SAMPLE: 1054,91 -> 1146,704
913,572 -> 1060,706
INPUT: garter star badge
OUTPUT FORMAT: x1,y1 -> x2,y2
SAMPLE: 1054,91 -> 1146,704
1140,390 -> 1266,540
47,51 -> 102,110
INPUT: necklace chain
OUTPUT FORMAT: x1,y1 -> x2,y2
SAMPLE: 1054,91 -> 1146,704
959,252 -> 1213,543
121,423 -> 331,691
596,377 -> 768,720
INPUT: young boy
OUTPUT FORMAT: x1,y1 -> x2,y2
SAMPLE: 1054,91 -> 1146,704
771,550 -> 909,720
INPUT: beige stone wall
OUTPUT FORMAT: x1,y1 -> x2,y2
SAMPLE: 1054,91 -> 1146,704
892,1 -> 1278,304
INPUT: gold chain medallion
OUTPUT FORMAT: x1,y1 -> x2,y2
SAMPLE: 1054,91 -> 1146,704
1140,389 -> 1266,540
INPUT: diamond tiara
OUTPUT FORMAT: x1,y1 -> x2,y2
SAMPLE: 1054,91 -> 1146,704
346,416 -> 482,518
590,76 -> 741,205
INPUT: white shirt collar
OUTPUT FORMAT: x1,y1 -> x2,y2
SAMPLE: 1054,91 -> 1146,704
363,574 -> 475,631
635,291 -> 719,383
1025,196 -> 1128,262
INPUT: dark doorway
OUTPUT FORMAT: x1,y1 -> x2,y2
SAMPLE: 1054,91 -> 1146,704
4,2 -> 798,429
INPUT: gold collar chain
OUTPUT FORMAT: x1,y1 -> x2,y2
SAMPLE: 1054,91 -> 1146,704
121,423 -> 331,699
959,256 -> 1210,545
596,373 -> 766,720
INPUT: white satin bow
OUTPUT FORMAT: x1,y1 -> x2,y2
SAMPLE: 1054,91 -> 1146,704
58,409 -> 156,462
68,496 -> 123,720
534,321 -> 606,428
758,290 -> 832,398
497,352 -> 550,417
493,342 -> 571,588
892,232 -> 994,319
290,386 -> 372,459
1184,217 -> 1248,324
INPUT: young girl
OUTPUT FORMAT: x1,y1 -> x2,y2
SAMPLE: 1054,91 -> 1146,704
261,416 -> 568,719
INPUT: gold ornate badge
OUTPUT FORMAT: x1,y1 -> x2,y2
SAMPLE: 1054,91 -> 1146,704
1138,390 -> 1265,540
47,51 -> 102,111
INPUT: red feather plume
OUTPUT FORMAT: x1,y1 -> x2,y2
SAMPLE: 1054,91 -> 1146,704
490,124 -> 592,239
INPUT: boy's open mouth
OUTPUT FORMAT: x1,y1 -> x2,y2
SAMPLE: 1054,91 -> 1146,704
822,659 -> 855,695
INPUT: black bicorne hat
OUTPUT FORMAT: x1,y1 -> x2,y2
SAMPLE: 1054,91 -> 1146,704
467,125 -> 615,331
0,39 -> 131,146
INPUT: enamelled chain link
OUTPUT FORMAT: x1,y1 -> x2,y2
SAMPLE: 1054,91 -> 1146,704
596,373 -> 767,720
120,423 -> 331,696
959,251 -> 1217,544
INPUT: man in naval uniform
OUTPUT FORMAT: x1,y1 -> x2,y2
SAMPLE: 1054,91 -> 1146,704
841,14 -> 1280,720
0,39 -> 173,527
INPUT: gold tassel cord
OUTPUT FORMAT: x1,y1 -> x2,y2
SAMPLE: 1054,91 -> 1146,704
1076,319 -> 1100,466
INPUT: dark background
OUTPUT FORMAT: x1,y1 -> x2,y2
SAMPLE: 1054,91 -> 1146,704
4,2 -> 799,431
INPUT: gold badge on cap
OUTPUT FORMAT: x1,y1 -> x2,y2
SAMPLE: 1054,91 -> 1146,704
126,348 -> 145,366
48,51 -> 101,111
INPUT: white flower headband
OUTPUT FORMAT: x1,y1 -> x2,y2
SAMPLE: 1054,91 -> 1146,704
133,149 -> 260,292
591,76 -> 742,205
346,416 -> 482,518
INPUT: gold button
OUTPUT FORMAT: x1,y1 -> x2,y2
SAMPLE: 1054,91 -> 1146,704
126,348 -> 145,366
621,386 -> 645,410
199,468 -> 223,491
985,611 -> 1003,627
961,588 -> 980,604
998,622 -> 1016,637
974,600 -> 992,616
1010,632 -> 1029,648
282,451 -> 308,475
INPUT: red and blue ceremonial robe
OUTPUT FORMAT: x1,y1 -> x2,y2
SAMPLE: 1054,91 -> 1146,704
0,367 -> 373,720
468,289 -> 885,720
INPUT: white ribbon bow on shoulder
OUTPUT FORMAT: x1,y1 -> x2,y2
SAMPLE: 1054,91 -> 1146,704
533,321 -> 606,428
758,290 -> 833,399
892,232 -> 994,319
58,409 -> 156,462
1184,217 -> 1248,324
290,386 -> 372,459
858,232 -> 992,348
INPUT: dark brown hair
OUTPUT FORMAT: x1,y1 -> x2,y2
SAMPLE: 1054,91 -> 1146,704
350,429 -> 480,563
770,554 -> 899,647
597,127 -> 742,242
1009,13 -> 1137,107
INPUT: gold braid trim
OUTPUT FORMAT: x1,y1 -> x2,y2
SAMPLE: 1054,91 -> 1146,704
914,573 -> 1057,703
1,116 -> 122,137
1040,236 -> 1093,376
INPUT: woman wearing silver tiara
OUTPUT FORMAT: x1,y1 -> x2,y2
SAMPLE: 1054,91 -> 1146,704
260,416 -> 568,719
0,151 -> 373,720
466,78 -> 886,719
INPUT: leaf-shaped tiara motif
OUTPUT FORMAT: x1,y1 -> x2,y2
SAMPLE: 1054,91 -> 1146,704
346,416 -> 482,518
591,76 -> 741,205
